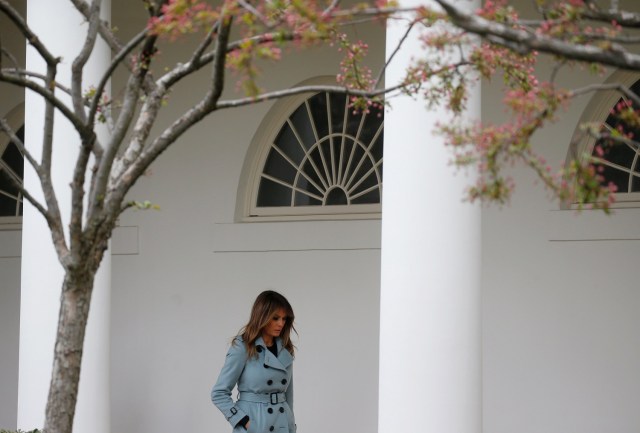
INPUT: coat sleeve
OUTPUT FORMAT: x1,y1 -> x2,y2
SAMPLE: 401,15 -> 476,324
211,339 -> 248,428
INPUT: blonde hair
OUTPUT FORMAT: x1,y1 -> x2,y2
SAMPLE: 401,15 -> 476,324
237,290 -> 296,359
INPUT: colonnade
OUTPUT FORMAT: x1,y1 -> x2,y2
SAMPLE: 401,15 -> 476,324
17,1 -> 480,432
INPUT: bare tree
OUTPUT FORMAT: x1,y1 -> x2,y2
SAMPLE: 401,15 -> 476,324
1,1 -> 640,433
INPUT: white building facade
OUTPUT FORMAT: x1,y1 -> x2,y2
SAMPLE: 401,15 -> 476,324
1,1 -> 640,433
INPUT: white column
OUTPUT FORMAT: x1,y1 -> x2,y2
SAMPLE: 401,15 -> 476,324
378,1 -> 481,433
18,1 -> 111,433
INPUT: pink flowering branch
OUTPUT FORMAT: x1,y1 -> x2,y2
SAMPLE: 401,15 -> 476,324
433,0 -> 640,70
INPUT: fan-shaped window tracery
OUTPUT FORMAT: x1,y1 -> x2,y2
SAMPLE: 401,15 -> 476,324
254,91 -> 383,216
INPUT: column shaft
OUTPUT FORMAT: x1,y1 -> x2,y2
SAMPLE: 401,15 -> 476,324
19,1 -> 111,432
379,1 -> 481,432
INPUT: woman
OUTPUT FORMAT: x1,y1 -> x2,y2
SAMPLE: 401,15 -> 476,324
212,290 -> 297,433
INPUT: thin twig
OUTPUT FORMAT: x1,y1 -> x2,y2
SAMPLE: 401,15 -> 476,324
1,68 -> 73,95
0,72 -> 89,135
0,47 -> 19,70
0,0 -> 59,65
0,117 -> 40,172
70,0 -> 158,95
0,168 -> 49,221
322,0 -> 342,17
238,0 -> 268,25
568,82 -> 640,107
88,28 -> 148,126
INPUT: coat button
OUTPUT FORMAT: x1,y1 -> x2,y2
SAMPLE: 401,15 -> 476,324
267,380 -> 273,385
279,407 -> 284,413
257,347 -> 263,353
281,379 -> 287,385
268,408 -> 273,414
270,427 -> 274,432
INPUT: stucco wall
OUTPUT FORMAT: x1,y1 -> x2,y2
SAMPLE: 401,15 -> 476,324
109,3 -> 385,433
481,37 -> 640,433
0,0 -> 25,428
0,254 -> 20,429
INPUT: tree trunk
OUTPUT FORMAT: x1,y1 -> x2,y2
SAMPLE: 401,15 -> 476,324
43,267 -> 97,433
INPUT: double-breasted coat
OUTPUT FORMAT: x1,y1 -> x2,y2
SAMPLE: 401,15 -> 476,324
212,336 -> 296,433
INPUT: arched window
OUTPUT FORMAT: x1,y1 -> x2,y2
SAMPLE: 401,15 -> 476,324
592,80 -> 640,195
568,71 -> 640,207
237,78 -> 383,220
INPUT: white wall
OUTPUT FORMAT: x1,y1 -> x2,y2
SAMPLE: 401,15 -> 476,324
481,4 -> 640,428
109,102 -> 383,433
109,3 -> 385,433
0,1 -> 25,428
0,0 -> 25,118
0,253 -> 20,430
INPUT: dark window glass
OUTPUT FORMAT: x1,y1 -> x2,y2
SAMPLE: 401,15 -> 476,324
290,104 -> 315,151
294,191 -> 322,206
0,194 -> 16,216
256,92 -> 383,211
274,122 -> 305,165
308,93 -> 329,139
631,174 -> 640,192
263,149 -> 297,185
0,125 -> 24,217
295,174 -> 322,198
326,187 -> 348,205
329,93 -> 347,135
257,177 -> 292,207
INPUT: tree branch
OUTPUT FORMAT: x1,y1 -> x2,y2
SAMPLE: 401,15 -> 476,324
68,0 -> 104,256
0,72 -> 90,135
87,28 -> 148,127
87,32 -> 159,217
87,2 -> 170,218
70,0 -> 158,95
568,82 -> 640,107
434,0 -> 640,70
0,0 -> 59,65
216,83 -> 406,110
375,20 -> 416,89
0,168 -> 49,222
39,66 -> 71,265
582,4 -> 640,28
1,68 -> 75,94
0,46 -> 20,71
0,117 -> 40,172
206,14 -> 233,108
71,0 -> 102,122
108,14 -> 234,204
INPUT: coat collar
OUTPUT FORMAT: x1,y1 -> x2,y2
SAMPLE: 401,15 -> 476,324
255,336 -> 293,371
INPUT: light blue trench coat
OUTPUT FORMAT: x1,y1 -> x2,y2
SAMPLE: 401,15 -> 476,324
212,336 -> 296,433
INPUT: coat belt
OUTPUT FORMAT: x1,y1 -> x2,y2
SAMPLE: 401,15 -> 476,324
238,391 -> 286,405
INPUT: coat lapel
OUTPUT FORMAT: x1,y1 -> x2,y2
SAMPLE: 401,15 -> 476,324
255,337 -> 293,371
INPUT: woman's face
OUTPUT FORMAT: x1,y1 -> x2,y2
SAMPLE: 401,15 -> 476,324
262,308 -> 287,341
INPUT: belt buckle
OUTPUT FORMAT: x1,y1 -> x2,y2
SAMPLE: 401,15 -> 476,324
270,392 -> 278,404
